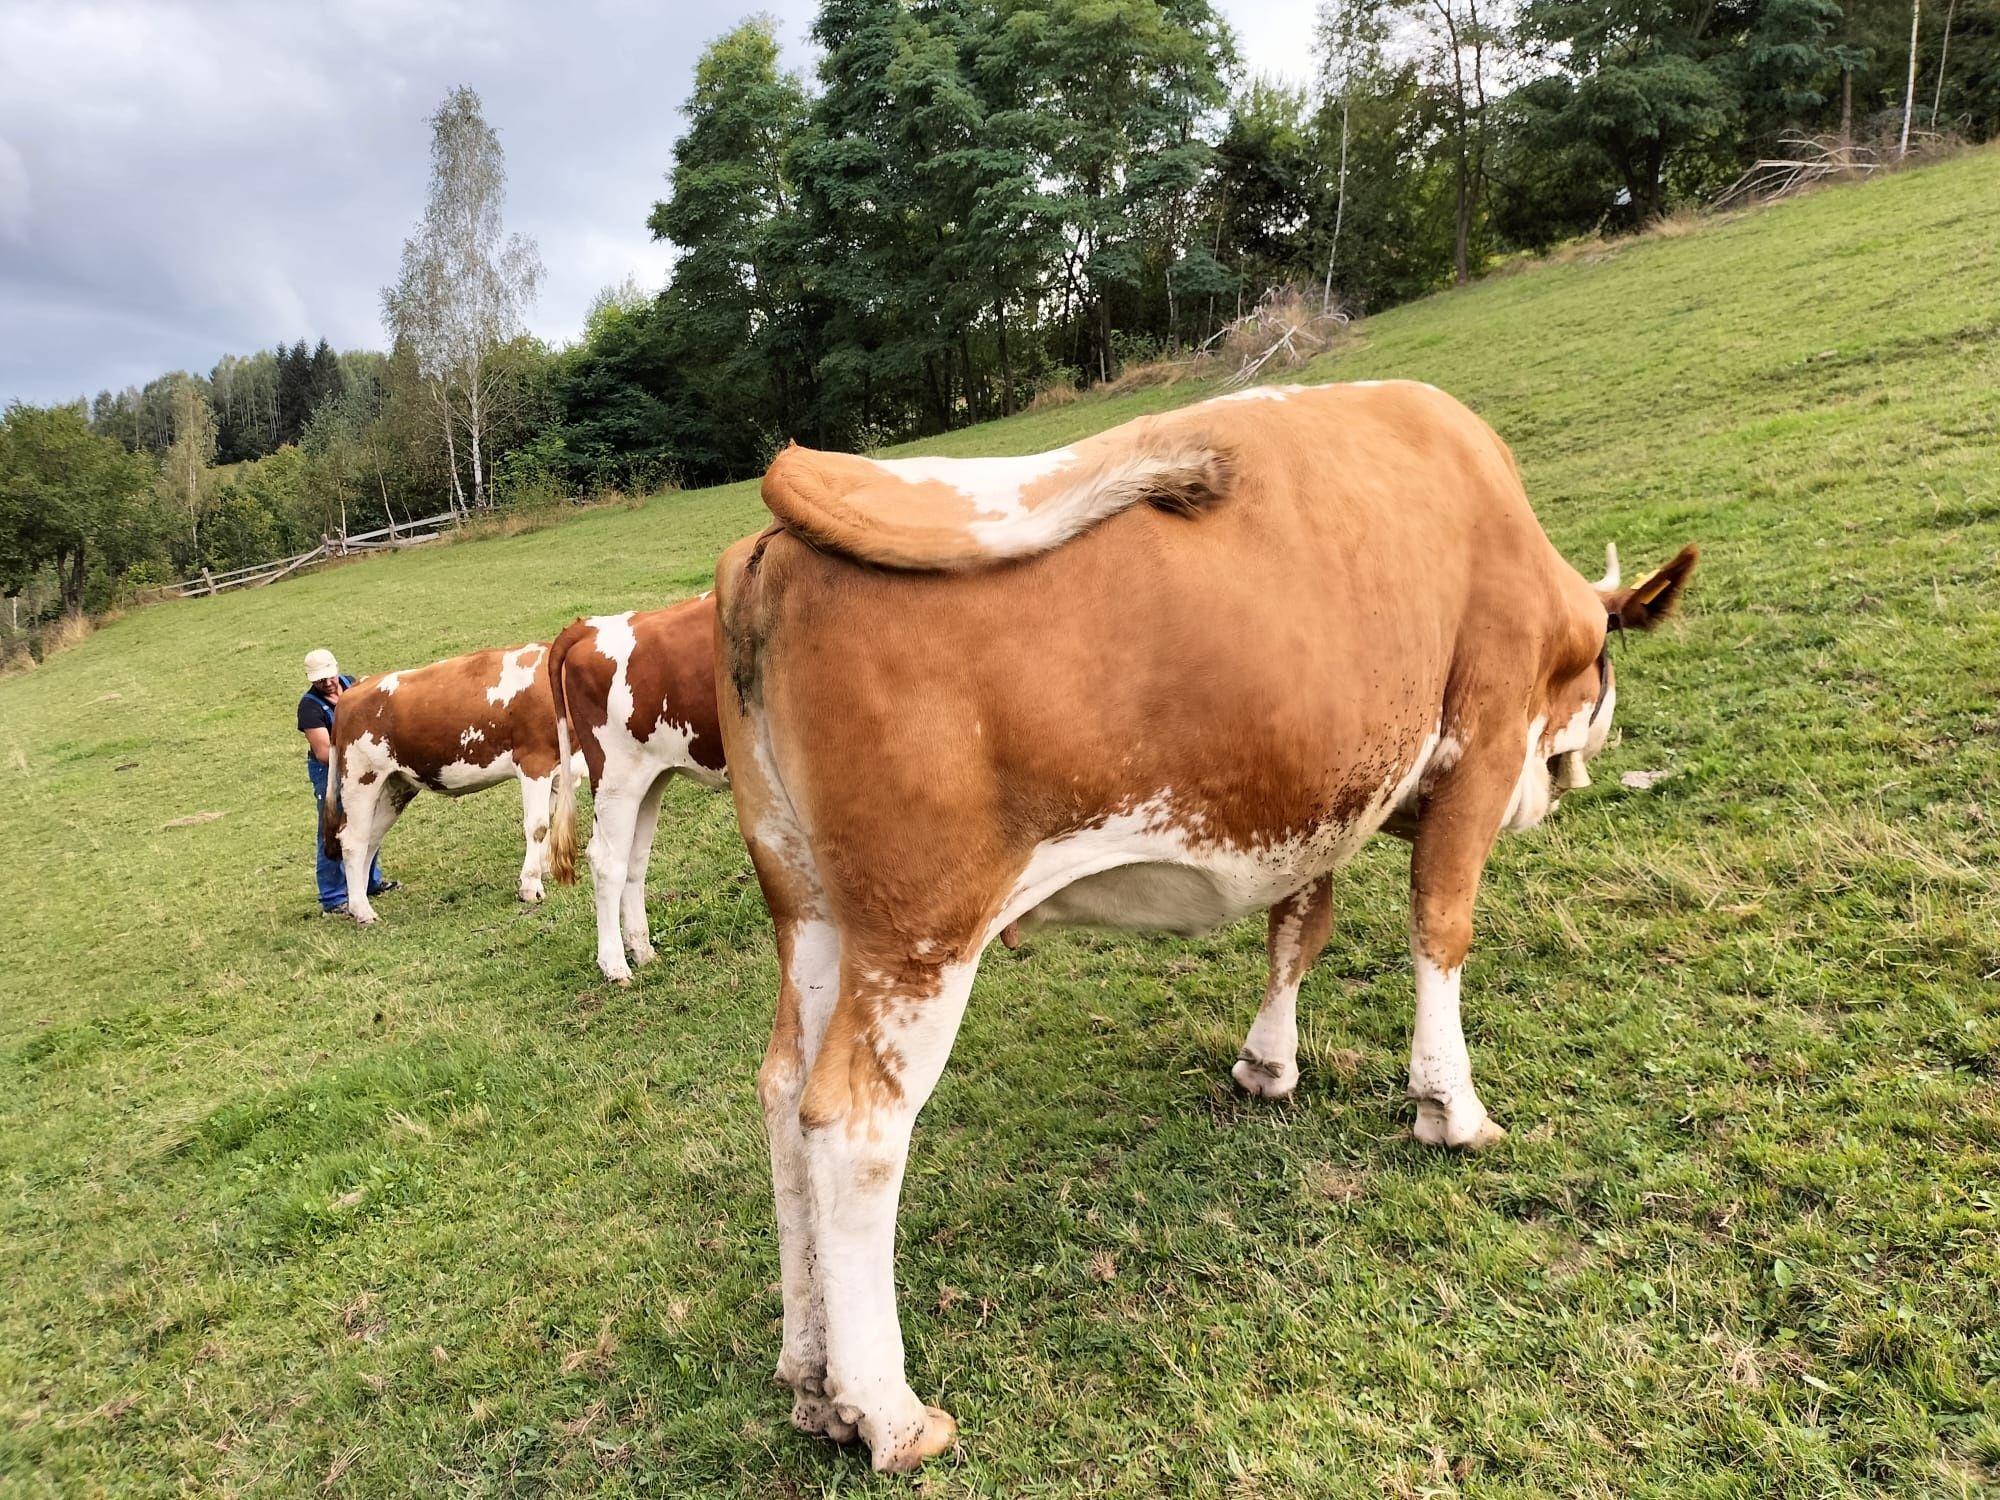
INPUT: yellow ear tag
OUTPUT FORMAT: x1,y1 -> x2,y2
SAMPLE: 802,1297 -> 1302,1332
1630,574 -> 1674,608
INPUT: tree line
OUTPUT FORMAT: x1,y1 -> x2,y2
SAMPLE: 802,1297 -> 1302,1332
5,0 -> 1995,647
561,0 -> 1997,484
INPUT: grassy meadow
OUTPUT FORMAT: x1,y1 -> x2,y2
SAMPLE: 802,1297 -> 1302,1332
3,152 -> 1999,1496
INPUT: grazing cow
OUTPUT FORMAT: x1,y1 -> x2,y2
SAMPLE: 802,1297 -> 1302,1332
713,379 -> 1696,1470
546,596 -> 728,984
321,641 -> 583,925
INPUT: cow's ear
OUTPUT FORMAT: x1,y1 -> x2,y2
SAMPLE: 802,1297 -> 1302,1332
1606,544 -> 1698,632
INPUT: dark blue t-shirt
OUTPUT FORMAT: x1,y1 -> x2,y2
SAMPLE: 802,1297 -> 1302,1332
297,675 -> 355,759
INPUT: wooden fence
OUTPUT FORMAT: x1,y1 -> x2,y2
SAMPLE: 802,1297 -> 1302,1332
171,510 -> 462,598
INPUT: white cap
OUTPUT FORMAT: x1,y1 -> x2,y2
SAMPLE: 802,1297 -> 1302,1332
304,648 -> 340,683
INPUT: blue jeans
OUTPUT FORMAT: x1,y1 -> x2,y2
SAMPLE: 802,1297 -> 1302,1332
310,758 -> 384,910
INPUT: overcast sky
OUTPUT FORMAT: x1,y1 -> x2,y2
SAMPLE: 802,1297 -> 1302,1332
0,0 -> 1323,408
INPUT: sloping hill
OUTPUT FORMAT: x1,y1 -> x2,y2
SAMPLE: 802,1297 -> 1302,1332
3,153 -> 1997,1494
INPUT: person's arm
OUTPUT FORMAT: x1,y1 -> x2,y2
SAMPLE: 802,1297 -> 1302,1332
305,726 -> 332,765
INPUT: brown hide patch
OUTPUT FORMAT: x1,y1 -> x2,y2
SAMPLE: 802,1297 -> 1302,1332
1270,876 -> 1334,990
797,954 -> 944,1132
555,622 -> 616,789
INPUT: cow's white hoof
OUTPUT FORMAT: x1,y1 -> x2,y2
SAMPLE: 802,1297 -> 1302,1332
1412,1098 -> 1507,1151
865,1404 -> 957,1473
626,940 -> 656,968
519,882 -> 544,904
1233,1053 -> 1299,1099
352,908 -> 379,927
598,957 -> 632,986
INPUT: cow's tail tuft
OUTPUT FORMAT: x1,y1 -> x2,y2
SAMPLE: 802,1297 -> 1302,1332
546,618 -> 587,885
320,733 -> 343,860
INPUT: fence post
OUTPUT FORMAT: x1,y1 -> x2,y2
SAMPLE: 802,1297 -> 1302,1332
201,567 -> 217,597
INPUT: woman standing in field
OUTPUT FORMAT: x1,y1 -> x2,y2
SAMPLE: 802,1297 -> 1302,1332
298,648 -> 396,915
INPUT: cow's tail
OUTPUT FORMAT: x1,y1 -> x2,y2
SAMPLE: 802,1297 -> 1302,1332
320,732 -> 343,860
758,433 -> 1232,572
546,617 -> 588,886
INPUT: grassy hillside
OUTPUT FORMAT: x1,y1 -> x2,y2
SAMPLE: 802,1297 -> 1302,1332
4,153 -> 1998,1496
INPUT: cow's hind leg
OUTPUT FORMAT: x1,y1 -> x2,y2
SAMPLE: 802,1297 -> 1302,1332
1406,748 -> 1515,1150
586,778 -> 641,984
1234,874 -> 1334,1099
756,899 -> 850,1444
517,771 -> 554,903
805,944 -> 973,1472
619,773 -> 669,968
342,774 -> 407,925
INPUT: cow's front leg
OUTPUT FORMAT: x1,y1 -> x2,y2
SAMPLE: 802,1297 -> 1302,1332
619,775 -> 668,968
517,772 -> 553,903
804,949 -> 973,1472
1234,875 -> 1334,1098
1408,948 -> 1505,1149
1406,746 -> 1515,1150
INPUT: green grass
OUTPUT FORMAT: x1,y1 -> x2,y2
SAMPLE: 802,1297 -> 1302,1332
4,154 -> 1999,1496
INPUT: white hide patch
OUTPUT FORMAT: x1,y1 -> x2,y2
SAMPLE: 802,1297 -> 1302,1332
434,749 -> 517,793
460,727 -> 485,748
1409,955 -> 1468,1092
997,732 -> 1440,945
750,735 -> 819,889
376,673 -> 400,695
586,613 -> 639,736
956,452 -> 1173,559
1506,682 -> 1614,832
340,730 -> 396,784
868,447 -> 1227,563
869,449 -> 1081,517
1388,724 -> 1450,823
486,644 -> 544,706
1204,383 -> 1306,403
1503,716 -> 1552,832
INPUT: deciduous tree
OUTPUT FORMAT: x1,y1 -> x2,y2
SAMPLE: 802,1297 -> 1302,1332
0,403 -> 158,614
160,376 -> 217,560
383,86 -> 544,512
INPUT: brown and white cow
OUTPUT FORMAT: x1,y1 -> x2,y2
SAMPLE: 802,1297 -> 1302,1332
545,596 -> 728,984
713,379 -> 1696,1470
321,641 -> 584,925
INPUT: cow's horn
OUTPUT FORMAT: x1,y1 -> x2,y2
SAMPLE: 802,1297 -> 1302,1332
1593,543 -> 1621,593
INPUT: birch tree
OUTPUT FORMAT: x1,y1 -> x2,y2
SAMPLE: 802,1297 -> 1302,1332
1317,0 -> 1390,309
1900,0 -> 1922,153
160,376 -> 216,558
383,86 -> 542,512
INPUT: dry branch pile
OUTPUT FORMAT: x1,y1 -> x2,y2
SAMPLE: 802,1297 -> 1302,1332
1210,287 -> 1354,388
1714,130 -> 1949,208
